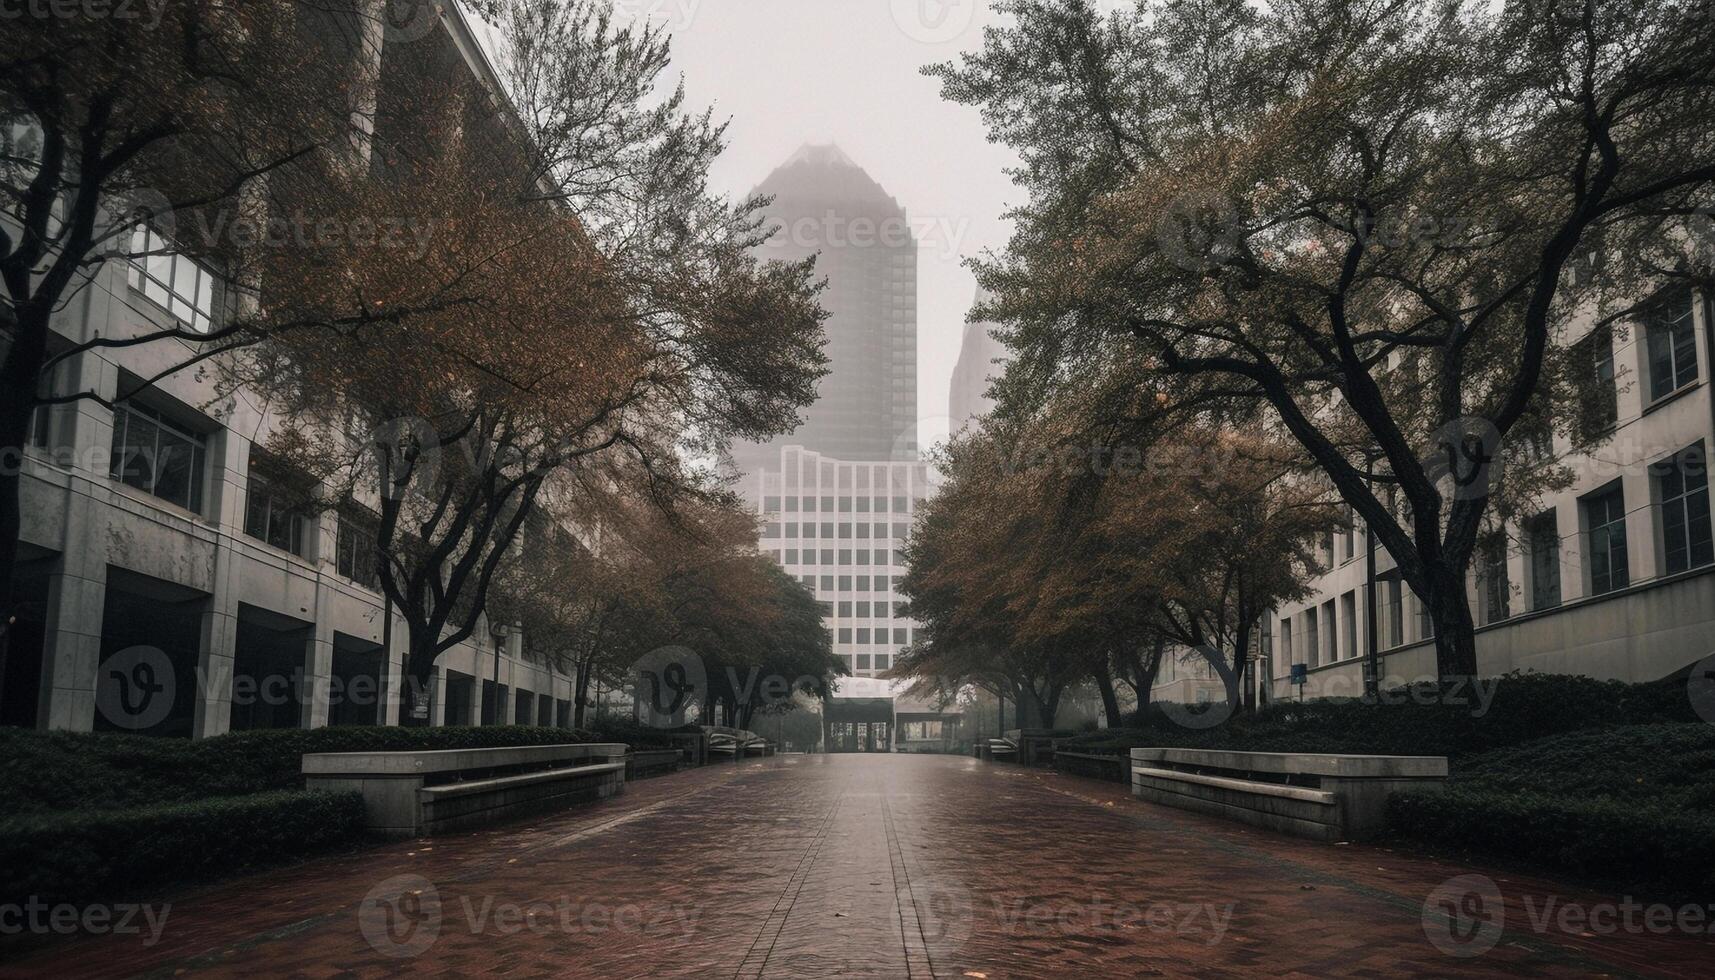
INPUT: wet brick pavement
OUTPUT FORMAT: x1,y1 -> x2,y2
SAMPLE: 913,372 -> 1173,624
3,754 -> 1712,978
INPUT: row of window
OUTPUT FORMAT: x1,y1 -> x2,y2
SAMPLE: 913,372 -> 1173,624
764,495 -> 917,514
847,653 -> 891,673
836,627 -> 914,645
1570,288 -> 1701,443
797,574 -> 894,593
1282,443 -> 1712,671
778,548 -> 895,567
765,522 -> 909,540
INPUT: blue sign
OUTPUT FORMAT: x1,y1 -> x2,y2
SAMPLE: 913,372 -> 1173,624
1289,663 -> 1308,686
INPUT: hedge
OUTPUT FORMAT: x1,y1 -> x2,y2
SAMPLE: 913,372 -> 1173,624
1388,785 -> 1715,899
0,790 -> 367,907
1057,672 -> 1697,760
0,725 -> 599,818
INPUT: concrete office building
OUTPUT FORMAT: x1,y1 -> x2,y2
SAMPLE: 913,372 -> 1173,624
1,3 -> 579,737
1148,286 -> 1715,705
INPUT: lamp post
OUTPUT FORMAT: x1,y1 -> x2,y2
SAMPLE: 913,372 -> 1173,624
1363,448 -> 1382,702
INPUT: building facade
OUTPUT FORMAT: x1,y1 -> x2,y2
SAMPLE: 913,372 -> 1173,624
1146,286 -> 1715,706
1,4 -> 581,738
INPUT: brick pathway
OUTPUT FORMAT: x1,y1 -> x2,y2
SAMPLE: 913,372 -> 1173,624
4,754 -> 1712,978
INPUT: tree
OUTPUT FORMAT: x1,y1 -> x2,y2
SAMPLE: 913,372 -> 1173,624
931,0 -> 1715,680
240,0 -> 827,719
0,1 -> 458,659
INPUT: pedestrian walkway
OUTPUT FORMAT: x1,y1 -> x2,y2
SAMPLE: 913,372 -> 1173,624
4,754 -> 1710,978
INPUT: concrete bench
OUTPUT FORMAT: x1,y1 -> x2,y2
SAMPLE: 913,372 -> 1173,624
1129,747 -> 1447,841
1054,750 -> 1129,783
625,747 -> 682,780
980,737 -> 1017,762
303,743 -> 628,837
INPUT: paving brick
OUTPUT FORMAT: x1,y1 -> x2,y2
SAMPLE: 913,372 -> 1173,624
2,755 -> 1710,978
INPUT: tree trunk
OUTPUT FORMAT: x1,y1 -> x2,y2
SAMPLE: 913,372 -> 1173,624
1093,663 -> 1123,728
1424,567 -> 1479,681
572,660 -> 592,729
0,311 -> 48,710
402,635 -> 438,728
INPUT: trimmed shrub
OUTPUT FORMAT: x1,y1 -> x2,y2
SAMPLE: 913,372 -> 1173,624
1059,672 -> 1698,759
1388,786 -> 1715,899
581,716 -> 702,750
0,725 -> 594,817
0,790 -> 367,906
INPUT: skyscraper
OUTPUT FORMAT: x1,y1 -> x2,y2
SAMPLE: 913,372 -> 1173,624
948,287 -> 1007,434
731,144 -> 919,474
735,145 -> 927,694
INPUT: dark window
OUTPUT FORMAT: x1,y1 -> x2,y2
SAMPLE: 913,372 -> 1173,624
1523,511 -> 1561,610
856,628 -> 870,643
1655,444 -> 1712,575
1481,534 -> 1510,623
893,627 -> 907,644
821,575 -> 834,591
785,548 -> 799,564
1571,324 -> 1618,442
1385,580 -> 1403,647
839,601 -> 852,616
244,466 -> 309,556
821,549 -> 834,564
838,628 -> 852,643
874,654 -> 890,670
337,509 -> 381,590
1645,292 -> 1698,402
1584,484 -> 1629,595
856,601 -> 870,617
109,402 -> 206,512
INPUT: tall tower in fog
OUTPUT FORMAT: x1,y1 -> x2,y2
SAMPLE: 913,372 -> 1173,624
731,144 -> 919,475
948,287 -> 1007,435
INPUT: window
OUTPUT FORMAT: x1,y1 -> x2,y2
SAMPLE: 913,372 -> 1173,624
764,523 -> 780,539
839,549 -> 852,565
856,576 -> 870,591
821,549 -> 834,565
876,574 -> 890,591
802,522 -> 817,539
764,495 -> 781,512
1304,610 -> 1320,669
244,465 -> 309,557
1341,592 -> 1357,661
856,629 -> 870,644
337,509 -> 381,590
838,575 -> 852,590
1481,533 -> 1510,623
856,654 -> 871,670
875,654 -> 890,670
1385,580 -> 1404,647
109,401 -> 206,512
802,497 -> 816,513
838,628 -> 852,643
820,522 -> 834,537
1644,292 -> 1698,403
1527,511 -> 1561,610
1278,618 -> 1293,670
1321,600 -> 1336,663
856,601 -> 870,617
821,575 -> 834,591
893,628 -> 907,644
1571,324 -> 1618,442
785,497 -> 798,512
856,549 -> 870,565
785,549 -> 799,564
1415,594 -> 1433,641
1584,484 -> 1629,596
126,226 -> 216,332
875,549 -> 890,566
1655,444 -> 1712,575
839,601 -> 852,617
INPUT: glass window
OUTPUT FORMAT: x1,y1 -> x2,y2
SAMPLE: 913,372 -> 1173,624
893,628 -> 907,644
838,601 -> 852,617
821,575 -> 834,591
821,521 -> 834,537
785,548 -> 798,564
1527,511 -> 1561,610
785,497 -> 798,512
876,575 -> 890,591
1572,324 -> 1618,442
821,495 -> 835,511
1645,292 -> 1699,402
1385,580 -> 1403,647
1584,484 -> 1629,596
856,601 -> 871,617
857,576 -> 870,591
244,467 -> 309,557
1481,534 -> 1509,623
856,497 -> 870,513
821,549 -> 834,565
875,654 -> 890,670
337,509 -> 381,590
857,629 -> 871,644
875,549 -> 890,566
838,575 -> 852,590
108,402 -> 206,512
856,654 -> 871,670
838,628 -> 852,643
1655,444 -> 1712,575
126,226 -> 217,332
802,522 -> 817,539
839,549 -> 852,565
764,495 -> 781,512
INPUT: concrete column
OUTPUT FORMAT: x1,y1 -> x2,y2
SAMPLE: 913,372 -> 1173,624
302,597 -> 334,729
38,347 -> 115,732
431,666 -> 447,727
381,615 -> 404,726
192,428 -> 247,739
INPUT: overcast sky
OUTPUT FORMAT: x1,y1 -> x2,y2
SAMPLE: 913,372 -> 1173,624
650,0 -> 1021,450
